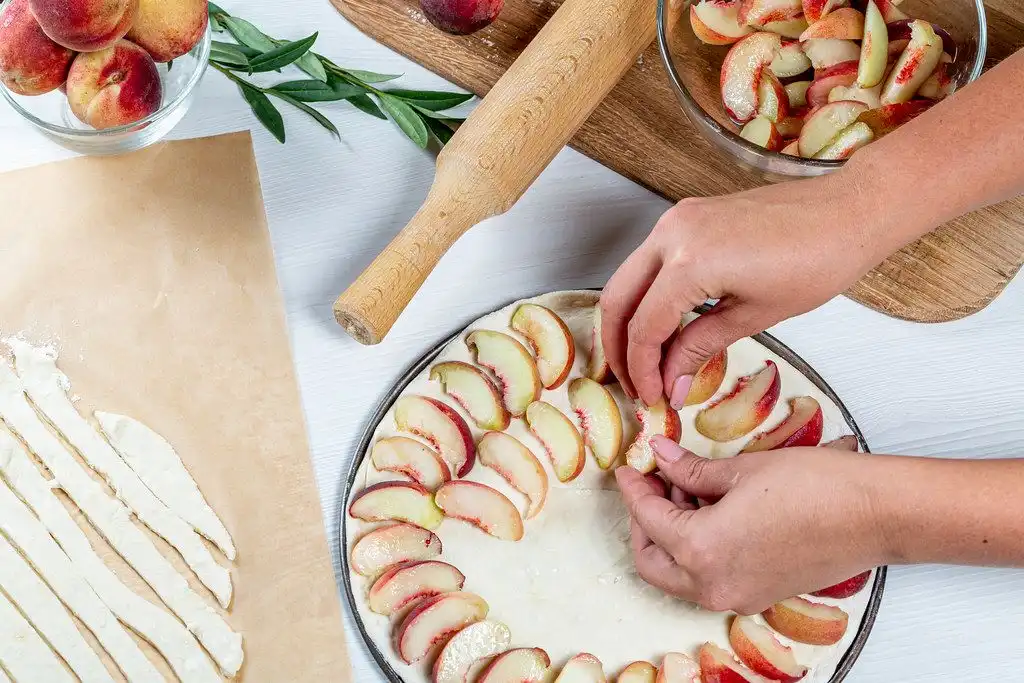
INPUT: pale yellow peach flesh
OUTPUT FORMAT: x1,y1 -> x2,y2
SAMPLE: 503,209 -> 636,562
349,481 -> 444,529
729,616 -> 808,682
368,560 -> 465,615
467,330 -> 543,417
431,361 -> 511,431
394,395 -> 476,478
695,361 -> 781,443
626,398 -> 683,473
511,303 -> 576,390
433,620 -> 512,683
372,436 -> 452,490
762,596 -> 849,645
435,481 -> 525,541
478,431 -> 549,519
396,592 -> 489,664
478,648 -> 551,682
721,32 -> 783,123
657,653 -> 701,683
569,378 -> 624,470
554,653 -> 607,682
797,100 -> 868,157
619,661 -> 658,683
350,523 -> 442,578
698,643 -> 770,683
690,0 -> 754,45
799,7 -> 864,41
526,400 -> 586,482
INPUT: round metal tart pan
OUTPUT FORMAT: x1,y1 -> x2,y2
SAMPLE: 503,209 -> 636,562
338,296 -> 886,683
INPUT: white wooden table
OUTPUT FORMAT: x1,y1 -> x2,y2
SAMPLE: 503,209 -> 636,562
2,2 -> 1023,680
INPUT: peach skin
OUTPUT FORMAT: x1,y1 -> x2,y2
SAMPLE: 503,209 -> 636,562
30,0 -> 136,52
65,40 -> 162,129
0,0 -> 74,95
126,0 -> 208,63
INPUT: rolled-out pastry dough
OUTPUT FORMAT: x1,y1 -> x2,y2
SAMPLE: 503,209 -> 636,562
0,362 -> 243,677
96,412 -> 236,560
0,530 -> 115,683
0,587 -> 75,683
9,340 -> 232,607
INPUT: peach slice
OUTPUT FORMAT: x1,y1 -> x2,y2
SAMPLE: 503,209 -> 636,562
431,361 -> 511,431
349,481 -> 444,530
619,661 -> 658,683
918,52 -> 953,100
762,17 -> 808,39
467,330 -> 543,417
555,653 -> 607,682
695,362 -> 780,442
801,0 -> 848,24
721,32 -> 782,123
776,114 -> 805,138
588,306 -> 613,384
827,83 -> 881,109
762,597 -> 849,645
433,620 -> 513,683
857,0 -> 888,87
368,560 -> 466,616
479,648 -> 552,683
478,431 -> 549,519
569,378 -> 624,470
856,100 -> 933,136
812,121 -> 874,159
784,80 -> 812,108
740,117 -> 783,151
626,398 -> 683,473
372,436 -> 452,491
729,616 -> 808,683
657,653 -> 701,683
738,0 -> 802,28
797,100 -> 868,157
511,303 -> 576,390
395,395 -> 476,478
799,7 -> 863,40
872,0 -> 906,22
698,643 -> 770,683
802,39 -> 860,69
812,570 -> 871,598
690,0 -> 754,46
435,481 -> 525,541
350,523 -> 442,577
742,397 -> 823,452
822,435 -> 859,451
769,41 -> 812,79
685,350 -> 728,407
756,72 -> 789,122
526,401 -> 586,482
880,19 -> 943,105
805,59 -> 858,108
887,20 -> 956,57
396,591 -> 489,664
780,139 -> 801,156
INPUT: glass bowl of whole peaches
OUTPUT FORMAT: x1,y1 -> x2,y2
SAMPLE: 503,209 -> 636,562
657,0 -> 987,176
0,0 -> 211,155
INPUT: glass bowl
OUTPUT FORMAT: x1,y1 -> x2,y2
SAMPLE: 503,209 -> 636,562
0,24 -> 211,156
657,0 -> 987,177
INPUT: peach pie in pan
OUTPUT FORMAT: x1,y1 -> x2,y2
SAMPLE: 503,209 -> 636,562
343,290 -> 883,683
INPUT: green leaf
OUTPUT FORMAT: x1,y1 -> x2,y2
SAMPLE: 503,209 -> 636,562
222,16 -> 276,52
267,91 -> 340,139
379,94 -> 429,148
270,77 -> 365,102
210,41 -> 251,67
166,59 -> 174,72
296,52 -> 328,82
348,93 -> 387,120
385,89 -> 474,111
342,69 -> 402,84
209,14 -> 224,32
207,1 -> 227,15
248,33 -> 318,73
423,117 -> 456,145
238,82 -> 286,143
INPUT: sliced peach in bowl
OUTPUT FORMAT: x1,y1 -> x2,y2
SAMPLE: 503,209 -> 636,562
762,17 -> 808,39
813,121 -> 874,159
657,653 -> 701,683
720,32 -> 782,123
368,560 -> 466,616
769,41 -> 811,79
695,361 -> 780,442
756,72 -> 789,122
762,596 -> 849,645
690,0 -> 754,46
569,378 -> 624,470
856,100 -> 933,137
729,616 -> 808,682
435,480 -> 525,541
784,80 -> 811,108
881,19 -> 943,105
349,481 -> 444,530
554,653 -> 607,682
479,648 -> 551,683
395,395 -> 476,478
797,100 -> 868,157
857,0 -> 889,87
805,59 -> 858,108
467,330 -> 543,417
511,303 -> 576,390
803,38 -> 860,69
738,0 -> 802,28
740,116 -> 783,151
742,396 -> 823,452
799,7 -> 864,41
396,591 -> 489,664
827,83 -> 881,109
433,619 -> 512,683
372,436 -> 451,491
626,398 -> 682,473
801,0 -> 848,24
431,361 -> 510,431
526,400 -> 586,482
478,431 -> 549,519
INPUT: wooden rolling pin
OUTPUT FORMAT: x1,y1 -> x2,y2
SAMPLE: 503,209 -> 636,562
333,0 -> 658,344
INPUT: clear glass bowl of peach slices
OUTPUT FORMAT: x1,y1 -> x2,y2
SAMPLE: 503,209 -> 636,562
0,0 -> 211,156
657,0 -> 987,176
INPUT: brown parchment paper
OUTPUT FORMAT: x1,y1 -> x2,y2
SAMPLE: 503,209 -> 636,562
0,133 -> 352,682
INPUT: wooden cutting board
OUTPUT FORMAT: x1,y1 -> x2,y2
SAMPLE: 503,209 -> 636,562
331,0 -> 1024,323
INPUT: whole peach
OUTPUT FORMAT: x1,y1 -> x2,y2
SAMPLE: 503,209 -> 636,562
29,0 -> 137,52
420,0 -> 504,35
65,39 -> 162,129
0,0 -> 74,95
127,0 -> 208,63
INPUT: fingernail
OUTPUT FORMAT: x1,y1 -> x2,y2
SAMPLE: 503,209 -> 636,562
650,435 -> 683,462
669,375 -> 693,410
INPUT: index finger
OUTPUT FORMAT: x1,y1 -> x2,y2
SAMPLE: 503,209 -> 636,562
600,246 -> 660,400
616,465 -> 695,560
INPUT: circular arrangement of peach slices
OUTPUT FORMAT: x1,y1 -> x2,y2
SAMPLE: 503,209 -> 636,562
348,302 -> 869,682
690,0 -> 957,159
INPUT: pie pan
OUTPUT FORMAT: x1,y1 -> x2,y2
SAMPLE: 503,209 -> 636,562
338,295 -> 885,682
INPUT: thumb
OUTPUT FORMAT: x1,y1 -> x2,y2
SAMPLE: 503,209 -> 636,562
651,436 -> 737,500
664,301 -> 760,410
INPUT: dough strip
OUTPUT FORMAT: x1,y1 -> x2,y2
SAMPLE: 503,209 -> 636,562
0,588 -> 75,683
0,531 -> 116,683
9,341 -> 232,607
96,412 -> 236,560
0,365 -> 243,677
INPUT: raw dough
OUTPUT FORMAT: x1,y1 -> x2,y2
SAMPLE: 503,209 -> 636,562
0,531 -> 115,683
0,433 -> 222,683
0,587 -> 75,683
0,457 -> 161,682
0,361 -> 243,678
9,340 -> 232,607
96,411 -> 236,560
346,291 -> 875,683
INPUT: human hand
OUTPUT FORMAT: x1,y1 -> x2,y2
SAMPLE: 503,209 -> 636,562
600,170 -> 895,408
615,436 -> 886,614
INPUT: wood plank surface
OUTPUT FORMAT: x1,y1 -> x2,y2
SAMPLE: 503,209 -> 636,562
330,0 -> 1024,322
